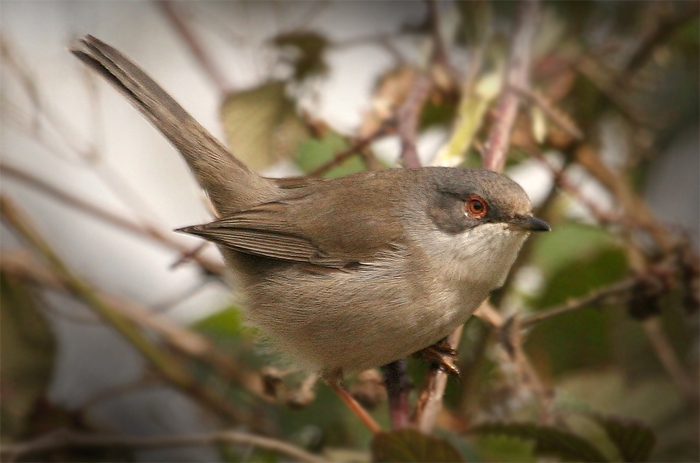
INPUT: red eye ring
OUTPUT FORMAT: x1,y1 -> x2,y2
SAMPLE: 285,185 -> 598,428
465,196 -> 487,218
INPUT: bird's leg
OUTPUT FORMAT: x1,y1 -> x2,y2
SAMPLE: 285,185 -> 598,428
416,338 -> 461,377
324,369 -> 382,434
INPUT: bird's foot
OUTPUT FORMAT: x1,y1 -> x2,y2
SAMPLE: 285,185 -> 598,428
417,339 -> 460,377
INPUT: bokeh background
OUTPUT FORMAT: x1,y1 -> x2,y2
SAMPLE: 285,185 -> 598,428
1,1 -> 698,462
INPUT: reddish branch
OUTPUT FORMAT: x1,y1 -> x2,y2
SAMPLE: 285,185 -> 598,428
397,73 -> 432,168
482,0 -> 540,172
309,125 -> 390,177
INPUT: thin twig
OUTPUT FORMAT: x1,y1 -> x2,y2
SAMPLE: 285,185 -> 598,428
642,317 -> 699,404
0,249 -> 270,402
309,125 -> 390,177
426,0 -> 451,73
623,2 -> 700,77
0,195 -> 244,422
0,428 -> 325,463
159,1 -> 232,93
1,162 -> 225,275
482,0 -> 540,171
511,84 -> 584,140
520,278 -> 638,329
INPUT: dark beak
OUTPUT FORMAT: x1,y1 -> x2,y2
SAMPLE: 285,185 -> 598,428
509,214 -> 551,232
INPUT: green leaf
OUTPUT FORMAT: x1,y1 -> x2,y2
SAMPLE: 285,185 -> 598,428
295,132 -> 366,178
371,429 -> 464,462
472,421 -> 610,462
588,413 -> 655,462
193,305 -> 247,338
220,82 -> 309,172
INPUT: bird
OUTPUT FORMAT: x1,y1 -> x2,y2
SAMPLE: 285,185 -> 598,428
71,35 -> 549,432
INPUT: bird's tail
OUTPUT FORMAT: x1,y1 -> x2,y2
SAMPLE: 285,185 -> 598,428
71,35 -> 278,214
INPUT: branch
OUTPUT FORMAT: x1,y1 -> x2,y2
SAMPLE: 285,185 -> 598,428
426,0 -> 451,72
1,162 -> 225,275
623,2 -> 700,77
0,250 -> 270,402
0,428 -> 325,463
414,325 -> 463,433
381,359 -> 412,429
308,124 -> 390,177
642,317 -> 699,405
0,195 -> 243,422
159,1 -> 232,94
482,0 -> 540,172
511,84 -> 584,140
520,277 -> 637,329
396,73 -> 432,168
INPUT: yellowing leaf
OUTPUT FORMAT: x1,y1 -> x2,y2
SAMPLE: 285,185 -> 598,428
220,82 -> 309,172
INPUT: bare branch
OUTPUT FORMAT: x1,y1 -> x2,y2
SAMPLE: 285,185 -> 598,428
0,195 -> 244,422
1,162 -> 225,275
309,124 -> 390,177
511,84 -> 584,140
396,73 -> 432,169
159,1 -> 232,93
520,278 -> 637,329
0,248 -> 271,403
482,0 -> 540,172
0,428 -> 326,463
642,317 -> 699,405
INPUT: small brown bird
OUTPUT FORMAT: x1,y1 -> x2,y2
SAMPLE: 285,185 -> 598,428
72,35 -> 549,432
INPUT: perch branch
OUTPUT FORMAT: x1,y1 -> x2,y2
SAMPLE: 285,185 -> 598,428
414,325 -> 464,432
381,359 -> 412,430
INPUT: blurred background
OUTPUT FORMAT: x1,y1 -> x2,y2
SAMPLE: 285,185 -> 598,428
1,1 -> 698,462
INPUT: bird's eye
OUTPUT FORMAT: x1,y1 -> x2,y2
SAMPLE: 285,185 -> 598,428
465,196 -> 487,218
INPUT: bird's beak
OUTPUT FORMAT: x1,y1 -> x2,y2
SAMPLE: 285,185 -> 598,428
509,214 -> 551,232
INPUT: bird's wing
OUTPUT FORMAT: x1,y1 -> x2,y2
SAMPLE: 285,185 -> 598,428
177,202 -> 353,268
